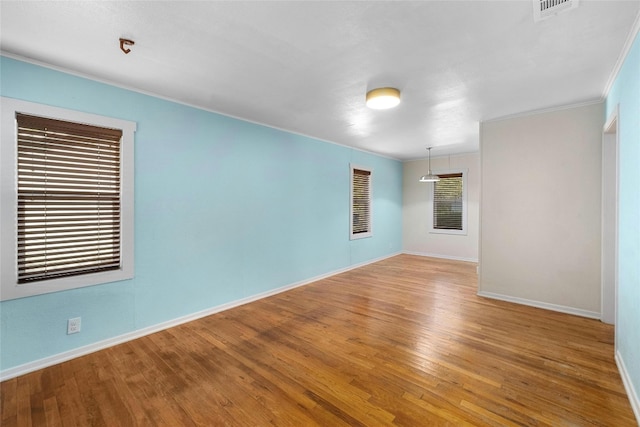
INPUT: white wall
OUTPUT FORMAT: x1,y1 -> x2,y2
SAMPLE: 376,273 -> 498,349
479,102 -> 604,316
403,153 -> 480,262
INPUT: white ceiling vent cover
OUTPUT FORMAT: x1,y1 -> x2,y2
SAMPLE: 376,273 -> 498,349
533,0 -> 579,22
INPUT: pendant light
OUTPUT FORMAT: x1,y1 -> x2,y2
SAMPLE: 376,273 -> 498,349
419,147 -> 440,182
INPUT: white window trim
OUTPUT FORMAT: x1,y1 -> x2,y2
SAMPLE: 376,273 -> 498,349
428,168 -> 468,236
0,97 -> 136,301
349,163 -> 372,240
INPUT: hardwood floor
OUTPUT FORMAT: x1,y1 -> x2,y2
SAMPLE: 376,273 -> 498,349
1,255 -> 636,426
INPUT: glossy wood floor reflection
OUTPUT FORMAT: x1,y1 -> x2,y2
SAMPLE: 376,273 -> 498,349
1,255 -> 636,426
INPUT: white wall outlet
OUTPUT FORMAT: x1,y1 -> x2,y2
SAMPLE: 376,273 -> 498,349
67,317 -> 81,335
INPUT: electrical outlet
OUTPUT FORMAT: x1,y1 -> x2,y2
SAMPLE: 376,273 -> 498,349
67,317 -> 81,335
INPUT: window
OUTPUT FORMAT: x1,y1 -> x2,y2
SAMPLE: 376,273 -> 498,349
1,97 -> 136,301
350,165 -> 372,239
429,170 -> 467,235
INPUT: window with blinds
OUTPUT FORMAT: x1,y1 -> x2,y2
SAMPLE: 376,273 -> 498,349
350,166 -> 372,239
16,113 -> 123,283
433,173 -> 463,230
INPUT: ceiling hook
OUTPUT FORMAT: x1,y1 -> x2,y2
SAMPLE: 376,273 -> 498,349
119,38 -> 135,54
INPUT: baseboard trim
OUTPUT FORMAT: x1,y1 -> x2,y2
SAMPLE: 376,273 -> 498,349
477,291 -> 601,319
616,350 -> 640,424
0,252 -> 401,381
402,251 -> 478,263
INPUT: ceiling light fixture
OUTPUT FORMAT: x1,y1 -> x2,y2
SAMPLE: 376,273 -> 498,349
419,147 -> 440,182
366,87 -> 401,109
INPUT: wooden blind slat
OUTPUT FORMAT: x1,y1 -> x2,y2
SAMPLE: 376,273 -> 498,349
19,210 -> 119,218
18,262 -> 121,283
19,251 -> 119,267
18,135 -> 121,153
18,114 -> 123,141
19,192 -> 120,199
18,236 -> 120,250
17,164 -> 120,178
18,158 -> 120,174
18,234 -> 120,249
18,177 -> 120,188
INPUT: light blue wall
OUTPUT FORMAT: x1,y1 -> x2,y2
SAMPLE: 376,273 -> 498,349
0,56 -> 403,371
605,31 -> 640,405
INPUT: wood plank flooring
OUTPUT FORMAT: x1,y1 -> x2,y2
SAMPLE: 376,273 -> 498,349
1,255 -> 636,426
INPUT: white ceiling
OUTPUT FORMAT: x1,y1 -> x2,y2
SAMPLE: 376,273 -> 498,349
1,1 -> 638,160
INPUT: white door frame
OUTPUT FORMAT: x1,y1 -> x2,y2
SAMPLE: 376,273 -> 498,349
601,106 -> 619,340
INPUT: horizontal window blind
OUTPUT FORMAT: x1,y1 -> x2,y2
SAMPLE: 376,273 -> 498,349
16,113 -> 123,283
433,173 -> 463,230
352,168 -> 371,234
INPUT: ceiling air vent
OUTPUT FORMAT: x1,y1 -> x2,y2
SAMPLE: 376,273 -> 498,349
533,0 -> 579,22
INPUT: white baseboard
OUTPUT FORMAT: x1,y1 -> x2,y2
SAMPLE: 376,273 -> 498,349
477,291 -> 601,319
616,350 -> 640,424
402,250 -> 478,263
0,252 -> 401,381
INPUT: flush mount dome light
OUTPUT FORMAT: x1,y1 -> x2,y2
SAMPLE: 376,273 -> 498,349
366,87 -> 401,109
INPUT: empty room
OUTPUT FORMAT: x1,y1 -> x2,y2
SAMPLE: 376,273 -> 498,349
1,1 -> 639,425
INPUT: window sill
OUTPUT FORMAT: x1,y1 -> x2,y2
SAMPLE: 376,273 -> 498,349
429,229 -> 467,236
350,232 -> 373,240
